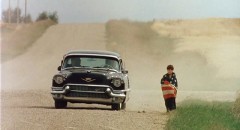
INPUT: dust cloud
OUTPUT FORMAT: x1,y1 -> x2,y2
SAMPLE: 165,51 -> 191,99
105,19 -> 240,111
1,19 -> 239,112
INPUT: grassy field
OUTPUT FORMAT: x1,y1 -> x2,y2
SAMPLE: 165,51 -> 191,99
1,20 -> 56,62
233,94 -> 240,118
166,99 -> 240,130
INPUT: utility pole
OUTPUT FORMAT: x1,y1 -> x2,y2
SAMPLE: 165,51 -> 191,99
24,0 -> 27,23
17,0 -> 19,24
8,0 -> 11,23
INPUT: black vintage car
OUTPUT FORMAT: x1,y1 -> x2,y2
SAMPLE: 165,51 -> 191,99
51,50 -> 130,110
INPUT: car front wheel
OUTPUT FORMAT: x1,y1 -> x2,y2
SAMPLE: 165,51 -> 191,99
55,101 -> 67,109
121,103 -> 126,110
111,103 -> 121,110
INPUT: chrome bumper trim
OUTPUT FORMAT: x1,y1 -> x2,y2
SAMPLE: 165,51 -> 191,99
52,87 -> 64,91
63,97 -> 121,103
70,90 -> 105,94
52,96 -> 124,104
105,88 -> 126,98
64,83 -> 110,88
51,85 -> 127,99
113,89 -> 131,93
51,86 -> 70,94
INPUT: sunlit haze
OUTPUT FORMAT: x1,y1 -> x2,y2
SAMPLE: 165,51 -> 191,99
1,0 -> 240,23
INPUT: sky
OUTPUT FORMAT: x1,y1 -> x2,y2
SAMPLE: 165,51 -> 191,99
1,0 -> 240,23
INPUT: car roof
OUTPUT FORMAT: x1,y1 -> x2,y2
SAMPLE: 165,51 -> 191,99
64,50 -> 121,59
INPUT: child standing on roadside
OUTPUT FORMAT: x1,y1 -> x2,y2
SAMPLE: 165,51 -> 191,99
161,65 -> 178,112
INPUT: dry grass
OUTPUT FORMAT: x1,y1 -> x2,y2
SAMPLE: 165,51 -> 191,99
233,93 -> 240,118
1,20 -> 56,62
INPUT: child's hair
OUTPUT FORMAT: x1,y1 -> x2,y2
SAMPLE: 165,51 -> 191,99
167,65 -> 174,70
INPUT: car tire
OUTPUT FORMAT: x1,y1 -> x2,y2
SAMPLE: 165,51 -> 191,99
55,101 -> 67,109
121,103 -> 126,110
111,103 -> 121,110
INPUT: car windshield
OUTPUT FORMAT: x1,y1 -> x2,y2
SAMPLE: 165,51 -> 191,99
63,56 -> 120,71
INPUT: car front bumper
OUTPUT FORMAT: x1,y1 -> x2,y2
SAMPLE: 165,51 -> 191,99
51,84 -> 130,104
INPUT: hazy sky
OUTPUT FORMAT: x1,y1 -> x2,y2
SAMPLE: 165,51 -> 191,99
1,0 -> 240,23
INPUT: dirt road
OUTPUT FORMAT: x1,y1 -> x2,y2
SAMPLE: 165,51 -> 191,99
1,24 -> 168,130
1,90 -> 168,130
1,19 -> 239,130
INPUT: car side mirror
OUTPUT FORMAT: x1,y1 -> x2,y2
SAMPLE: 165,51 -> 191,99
57,66 -> 61,71
122,70 -> 128,74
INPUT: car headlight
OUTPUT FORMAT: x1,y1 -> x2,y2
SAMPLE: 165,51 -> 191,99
112,78 -> 122,87
54,75 -> 65,84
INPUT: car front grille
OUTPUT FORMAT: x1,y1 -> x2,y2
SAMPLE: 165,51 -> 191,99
66,92 -> 110,98
69,85 -> 106,92
65,85 -> 110,99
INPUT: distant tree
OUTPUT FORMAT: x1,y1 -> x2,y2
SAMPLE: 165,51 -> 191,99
36,11 -> 58,23
36,11 -> 48,21
22,14 -> 32,23
1,7 -> 32,23
2,7 -> 21,23
12,7 -> 21,23
48,11 -> 58,23
1,9 -> 10,23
